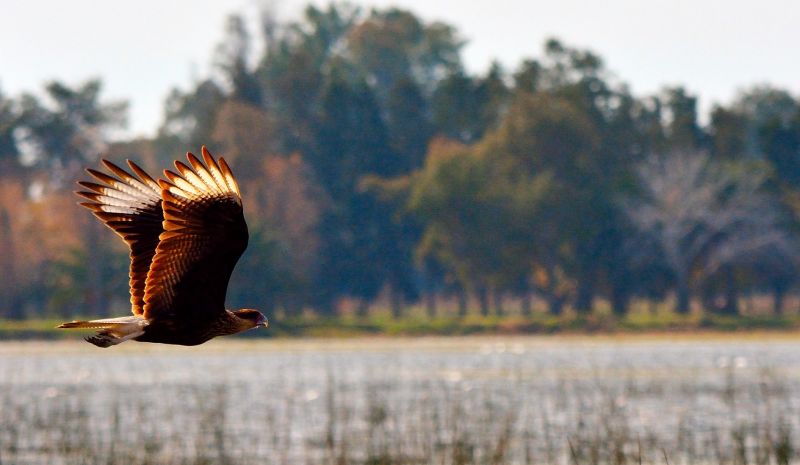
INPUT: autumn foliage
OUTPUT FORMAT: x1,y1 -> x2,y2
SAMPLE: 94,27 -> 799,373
2,4 -> 800,320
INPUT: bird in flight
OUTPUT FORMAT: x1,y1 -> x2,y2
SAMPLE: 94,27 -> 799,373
58,147 -> 267,347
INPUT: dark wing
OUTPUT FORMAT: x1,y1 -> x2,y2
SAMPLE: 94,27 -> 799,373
142,147 -> 248,323
76,160 -> 163,316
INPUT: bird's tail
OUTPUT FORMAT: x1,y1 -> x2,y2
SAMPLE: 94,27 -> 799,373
57,316 -> 147,348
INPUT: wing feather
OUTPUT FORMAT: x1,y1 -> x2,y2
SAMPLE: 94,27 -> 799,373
218,157 -> 241,195
201,147 -> 229,192
75,159 -> 163,315
142,147 -> 248,322
188,152 -> 223,194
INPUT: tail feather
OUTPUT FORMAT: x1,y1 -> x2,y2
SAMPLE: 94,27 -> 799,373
57,316 -> 147,348
58,321 -> 122,329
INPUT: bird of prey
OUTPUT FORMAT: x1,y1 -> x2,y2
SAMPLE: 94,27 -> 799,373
58,147 -> 267,347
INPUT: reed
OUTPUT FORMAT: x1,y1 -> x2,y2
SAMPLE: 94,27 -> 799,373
0,339 -> 797,464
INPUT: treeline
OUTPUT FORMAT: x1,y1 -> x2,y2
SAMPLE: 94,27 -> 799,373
1,3 -> 800,320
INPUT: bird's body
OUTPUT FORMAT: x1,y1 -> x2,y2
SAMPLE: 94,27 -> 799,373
58,147 -> 267,347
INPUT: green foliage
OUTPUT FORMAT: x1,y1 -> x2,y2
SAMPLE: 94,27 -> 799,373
409,138 -> 551,302
43,246 -> 129,316
348,7 -> 463,97
159,79 -> 225,155
215,15 -> 262,105
16,79 -> 127,169
3,3 -> 800,325
386,76 -> 432,171
228,227 -> 297,313
431,71 -> 492,143
9,311 -> 800,340
662,86 -> 705,150
0,87 -> 20,168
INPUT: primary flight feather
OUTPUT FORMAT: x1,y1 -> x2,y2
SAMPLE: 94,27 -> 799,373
59,147 -> 268,347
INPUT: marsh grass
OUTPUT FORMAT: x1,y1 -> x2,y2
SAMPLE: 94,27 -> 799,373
1,338 -> 799,464
6,303 -> 800,341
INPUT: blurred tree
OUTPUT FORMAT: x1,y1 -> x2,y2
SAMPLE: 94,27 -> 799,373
347,7 -> 462,98
10,13 -> 800,325
373,76 -> 433,316
256,3 -> 359,154
256,4 -> 467,316
292,3 -> 361,63
623,152 -> 787,314
430,61 -> 512,161
1,182 -> 112,317
734,86 -> 798,150
158,79 -> 225,162
210,99 -> 279,176
525,39 -> 645,313
361,171 -> 423,317
430,71 -> 486,143
723,89 -> 800,312
386,76 -> 432,172
513,59 -> 542,95
475,62 -> 510,132
408,138 -> 550,316
311,70 -> 404,314
632,96 -> 668,156
0,182 -> 23,318
710,106 -> 749,159
44,243 -> 128,317
489,92 -> 602,313
312,69 -> 396,197
662,87 -> 705,151
214,14 -> 262,105
0,88 -> 21,317
744,245 -> 800,315
760,116 -> 800,186
16,79 -> 127,181
258,43 -> 324,154
238,154 -> 326,313
227,227 -> 292,315
0,88 -> 20,174
725,87 -> 800,180
14,80 -> 127,316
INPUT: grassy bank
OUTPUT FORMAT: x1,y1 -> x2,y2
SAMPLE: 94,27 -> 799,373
3,309 -> 800,340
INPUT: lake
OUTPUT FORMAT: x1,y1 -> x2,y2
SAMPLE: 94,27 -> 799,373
1,335 -> 799,464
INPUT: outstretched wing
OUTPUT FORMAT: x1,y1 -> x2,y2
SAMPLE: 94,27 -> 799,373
143,147 -> 248,322
76,160 -> 163,315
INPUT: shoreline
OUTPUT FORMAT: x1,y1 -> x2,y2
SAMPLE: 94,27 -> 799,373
3,313 -> 800,341
3,328 -> 800,353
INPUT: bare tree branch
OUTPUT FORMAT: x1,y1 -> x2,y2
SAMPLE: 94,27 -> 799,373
621,151 -> 790,312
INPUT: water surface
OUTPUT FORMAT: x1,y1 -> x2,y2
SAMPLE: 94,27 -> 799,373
1,335 -> 799,464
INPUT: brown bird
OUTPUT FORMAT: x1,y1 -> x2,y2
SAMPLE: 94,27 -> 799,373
58,147 -> 267,347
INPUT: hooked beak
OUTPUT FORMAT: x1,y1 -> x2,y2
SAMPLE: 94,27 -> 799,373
257,315 -> 269,328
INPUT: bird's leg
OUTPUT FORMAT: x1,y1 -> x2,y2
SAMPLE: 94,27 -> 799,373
85,330 -> 121,348
85,327 -> 145,348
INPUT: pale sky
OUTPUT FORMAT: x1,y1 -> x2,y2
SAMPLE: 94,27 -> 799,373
2,0 -> 799,138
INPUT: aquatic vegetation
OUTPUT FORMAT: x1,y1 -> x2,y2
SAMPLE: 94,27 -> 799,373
0,338 -> 798,464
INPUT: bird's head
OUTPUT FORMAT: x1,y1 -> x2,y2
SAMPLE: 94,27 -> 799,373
232,309 -> 269,331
